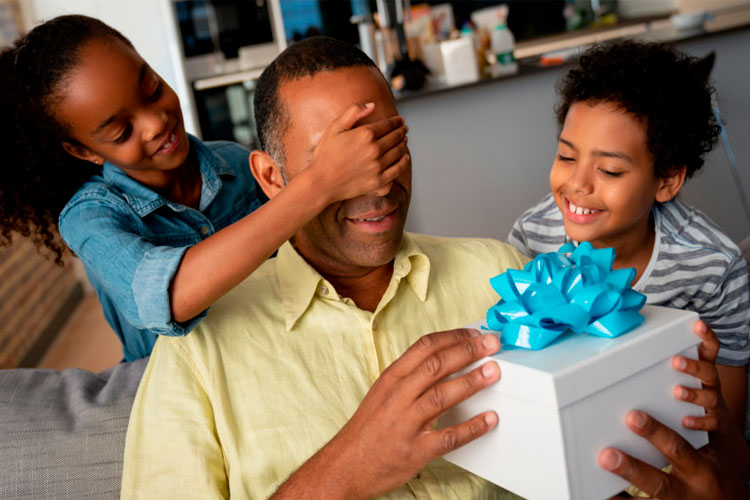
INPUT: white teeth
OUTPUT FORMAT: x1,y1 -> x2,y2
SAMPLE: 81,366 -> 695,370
354,216 -> 386,222
569,201 -> 599,215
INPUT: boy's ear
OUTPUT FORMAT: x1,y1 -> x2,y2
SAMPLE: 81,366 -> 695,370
61,140 -> 105,165
249,150 -> 285,199
655,166 -> 687,203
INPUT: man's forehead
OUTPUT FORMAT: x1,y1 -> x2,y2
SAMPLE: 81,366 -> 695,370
280,67 -> 397,123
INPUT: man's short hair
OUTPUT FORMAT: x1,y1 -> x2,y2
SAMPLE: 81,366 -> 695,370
253,36 -> 382,174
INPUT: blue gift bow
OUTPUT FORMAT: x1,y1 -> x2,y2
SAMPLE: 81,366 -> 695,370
485,242 -> 647,349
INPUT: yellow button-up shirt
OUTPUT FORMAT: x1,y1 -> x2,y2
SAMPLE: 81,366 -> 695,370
121,233 -> 529,500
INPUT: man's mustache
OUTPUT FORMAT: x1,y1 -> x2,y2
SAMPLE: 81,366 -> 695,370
340,186 -> 405,219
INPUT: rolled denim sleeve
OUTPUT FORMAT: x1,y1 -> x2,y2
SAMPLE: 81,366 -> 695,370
60,196 -> 203,336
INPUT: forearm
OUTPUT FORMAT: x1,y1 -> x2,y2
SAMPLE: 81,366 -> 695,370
716,363 -> 747,432
170,169 -> 328,322
271,438 -> 354,500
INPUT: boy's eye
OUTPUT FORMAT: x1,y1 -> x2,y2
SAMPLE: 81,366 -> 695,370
600,169 -> 623,178
557,154 -> 575,162
148,81 -> 163,103
113,124 -> 132,144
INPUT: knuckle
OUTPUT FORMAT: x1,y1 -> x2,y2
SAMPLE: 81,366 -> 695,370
461,339 -> 478,359
427,386 -> 446,411
650,474 -> 671,499
705,391 -> 719,409
422,353 -> 443,378
468,418 -> 484,439
440,430 -> 459,452
414,334 -> 435,353
359,128 -> 375,143
463,371 -> 479,392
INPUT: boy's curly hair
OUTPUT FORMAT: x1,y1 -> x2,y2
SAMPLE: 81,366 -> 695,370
0,15 -> 131,264
555,40 -> 721,180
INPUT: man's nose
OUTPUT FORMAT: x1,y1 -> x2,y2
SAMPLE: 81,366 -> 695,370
369,182 -> 393,197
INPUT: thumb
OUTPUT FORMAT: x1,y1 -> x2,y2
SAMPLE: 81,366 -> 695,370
331,102 -> 375,133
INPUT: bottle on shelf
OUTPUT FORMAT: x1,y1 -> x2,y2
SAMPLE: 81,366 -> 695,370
488,14 -> 518,78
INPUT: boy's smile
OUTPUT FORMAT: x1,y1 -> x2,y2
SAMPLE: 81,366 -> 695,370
549,101 -> 682,264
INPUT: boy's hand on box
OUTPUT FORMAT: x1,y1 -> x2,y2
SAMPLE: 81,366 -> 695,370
599,410 -> 749,500
671,320 -> 727,433
308,102 -> 409,205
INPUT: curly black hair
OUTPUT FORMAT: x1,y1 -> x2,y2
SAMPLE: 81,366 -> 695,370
555,40 -> 721,180
253,36 -> 382,179
0,15 -> 132,264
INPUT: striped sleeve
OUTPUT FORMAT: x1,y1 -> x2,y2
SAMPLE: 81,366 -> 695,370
698,254 -> 750,366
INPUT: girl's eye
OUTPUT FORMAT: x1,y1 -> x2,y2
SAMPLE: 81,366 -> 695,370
557,154 -> 575,162
113,124 -> 132,145
148,81 -> 163,103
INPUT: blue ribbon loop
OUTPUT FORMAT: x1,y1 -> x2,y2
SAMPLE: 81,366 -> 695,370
486,242 -> 647,350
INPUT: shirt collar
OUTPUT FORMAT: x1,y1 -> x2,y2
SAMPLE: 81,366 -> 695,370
101,134 -> 236,217
277,233 -> 431,331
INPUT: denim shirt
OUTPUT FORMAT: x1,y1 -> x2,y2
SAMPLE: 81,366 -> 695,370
59,135 -> 267,361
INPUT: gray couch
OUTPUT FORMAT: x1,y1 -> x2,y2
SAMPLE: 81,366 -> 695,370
0,358 -> 147,500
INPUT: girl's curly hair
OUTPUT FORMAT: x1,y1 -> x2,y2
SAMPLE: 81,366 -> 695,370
555,40 -> 721,180
0,15 -> 132,264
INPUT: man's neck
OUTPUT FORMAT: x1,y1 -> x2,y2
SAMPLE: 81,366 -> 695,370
325,262 -> 394,313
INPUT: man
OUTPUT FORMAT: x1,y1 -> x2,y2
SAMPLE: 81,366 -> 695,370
121,38 -> 746,500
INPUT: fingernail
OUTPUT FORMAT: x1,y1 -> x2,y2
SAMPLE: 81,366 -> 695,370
484,412 -> 498,427
684,417 -> 695,428
481,361 -> 498,378
404,154 -> 411,161
601,449 -> 621,470
677,387 -> 689,400
697,321 -> 707,334
482,334 -> 499,351
675,356 -> 687,370
365,102 -> 374,108
630,411 -> 647,429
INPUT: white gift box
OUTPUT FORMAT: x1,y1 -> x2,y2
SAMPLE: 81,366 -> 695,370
439,305 -> 708,500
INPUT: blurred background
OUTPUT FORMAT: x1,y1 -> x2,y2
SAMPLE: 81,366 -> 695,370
1,0 -> 749,371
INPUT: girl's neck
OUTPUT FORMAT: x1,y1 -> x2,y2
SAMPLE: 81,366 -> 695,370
130,149 -> 202,209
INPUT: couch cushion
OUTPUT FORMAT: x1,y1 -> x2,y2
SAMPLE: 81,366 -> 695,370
0,358 -> 147,500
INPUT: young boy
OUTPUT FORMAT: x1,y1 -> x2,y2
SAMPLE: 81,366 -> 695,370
507,41 -> 749,430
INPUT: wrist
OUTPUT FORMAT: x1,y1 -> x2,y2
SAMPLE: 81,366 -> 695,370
289,166 -> 332,213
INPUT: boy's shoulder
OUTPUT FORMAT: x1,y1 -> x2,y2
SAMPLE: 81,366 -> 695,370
516,192 -> 561,225
655,199 -> 742,261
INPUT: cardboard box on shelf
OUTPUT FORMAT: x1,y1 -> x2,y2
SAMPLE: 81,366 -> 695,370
439,305 -> 707,500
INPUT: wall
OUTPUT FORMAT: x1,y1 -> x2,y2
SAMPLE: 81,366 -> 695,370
0,239 -> 82,368
400,27 -> 750,245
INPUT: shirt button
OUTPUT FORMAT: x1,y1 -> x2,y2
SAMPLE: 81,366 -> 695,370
372,320 -> 378,331
321,285 -> 329,296
200,225 -> 210,235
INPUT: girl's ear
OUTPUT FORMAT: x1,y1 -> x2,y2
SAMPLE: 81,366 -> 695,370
655,166 -> 687,203
249,150 -> 285,199
61,140 -> 105,165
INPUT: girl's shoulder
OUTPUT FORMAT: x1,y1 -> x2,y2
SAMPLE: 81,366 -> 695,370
58,172 -> 133,227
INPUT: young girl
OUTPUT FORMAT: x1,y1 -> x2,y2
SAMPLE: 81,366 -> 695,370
507,41 -> 749,432
0,15 -> 410,361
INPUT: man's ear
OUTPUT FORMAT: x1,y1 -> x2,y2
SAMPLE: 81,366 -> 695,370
61,140 -> 104,165
249,150 -> 285,199
655,166 -> 687,203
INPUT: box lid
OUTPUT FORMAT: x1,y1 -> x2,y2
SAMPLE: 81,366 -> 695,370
470,305 -> 699,409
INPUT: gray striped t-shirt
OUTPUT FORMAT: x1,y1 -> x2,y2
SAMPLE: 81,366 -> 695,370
507,193 -> 750,367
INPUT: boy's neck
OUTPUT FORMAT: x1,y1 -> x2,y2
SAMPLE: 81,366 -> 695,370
592,214 -> 656,286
